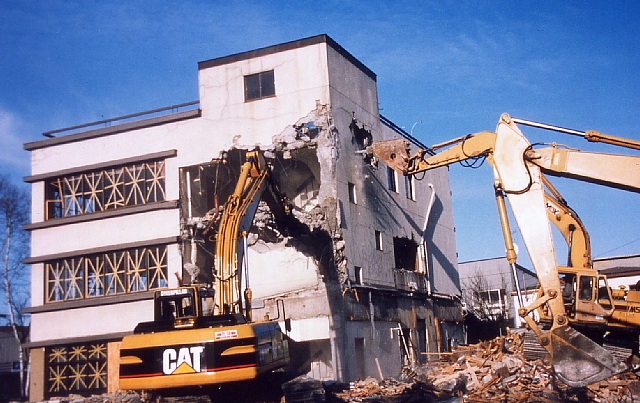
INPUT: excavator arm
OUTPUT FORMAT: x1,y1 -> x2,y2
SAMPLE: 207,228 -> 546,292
543,176 -> 592,269
215,151 -> 288,320
525,146 -> 640,193
370,113 -> 633,386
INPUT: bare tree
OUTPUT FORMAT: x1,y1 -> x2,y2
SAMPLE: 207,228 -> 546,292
463,270 -> 511,322
0,176 -> 30,399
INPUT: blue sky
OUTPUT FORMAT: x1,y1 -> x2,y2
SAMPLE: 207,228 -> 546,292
1,1 -> 639,264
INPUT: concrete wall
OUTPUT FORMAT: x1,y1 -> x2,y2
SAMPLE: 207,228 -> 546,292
198,43 -> 330,150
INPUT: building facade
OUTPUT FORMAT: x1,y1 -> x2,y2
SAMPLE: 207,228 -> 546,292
594,254 -> 640,290
458,257 -> 538,333
24,35 -> 462,400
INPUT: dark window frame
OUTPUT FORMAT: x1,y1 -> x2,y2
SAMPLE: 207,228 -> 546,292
244,70 -> 275,101
348,182 -> 357,204
375,230 -> 383,251
387,166 -> 398,193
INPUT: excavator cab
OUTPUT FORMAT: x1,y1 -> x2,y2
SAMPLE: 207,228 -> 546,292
152,287 -> 216,327
543,269 -> 615,324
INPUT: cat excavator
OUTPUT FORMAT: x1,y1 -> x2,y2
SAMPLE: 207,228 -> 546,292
370,113 -> 640,387
119,151 -> 290,393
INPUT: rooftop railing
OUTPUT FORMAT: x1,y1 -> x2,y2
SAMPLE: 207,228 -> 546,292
42,100 -> 200,138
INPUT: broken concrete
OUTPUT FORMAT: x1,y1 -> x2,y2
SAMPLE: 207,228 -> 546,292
333,330 -> 640,402
180,103 -> 346,289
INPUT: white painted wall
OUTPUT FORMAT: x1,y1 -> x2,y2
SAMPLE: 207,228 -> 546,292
30,299 -> 153,343
26,38 -> 461,388
246,243 -> 320,300
31,209 -> 180,257
198,43 -> 331,149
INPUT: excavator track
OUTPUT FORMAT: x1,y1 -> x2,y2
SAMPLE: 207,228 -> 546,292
522,330 -> 550,363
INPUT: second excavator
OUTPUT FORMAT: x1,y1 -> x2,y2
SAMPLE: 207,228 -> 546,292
370,113 -> 640,387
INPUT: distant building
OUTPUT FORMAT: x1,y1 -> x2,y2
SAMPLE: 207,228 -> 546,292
23,35 -> 463,400
594,254 -> 640,290
458,257 -> 537,338
0,325 -> 28,401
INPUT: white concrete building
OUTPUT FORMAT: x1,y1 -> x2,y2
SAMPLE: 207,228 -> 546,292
594,254 -> 640,290
24,35 -> 462,400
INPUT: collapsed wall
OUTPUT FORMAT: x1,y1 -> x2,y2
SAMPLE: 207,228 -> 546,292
179,102 -> 346,293
177,103 -> 462,381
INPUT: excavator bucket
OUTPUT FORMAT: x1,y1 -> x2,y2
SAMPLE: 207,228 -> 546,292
551,325 -> 628,387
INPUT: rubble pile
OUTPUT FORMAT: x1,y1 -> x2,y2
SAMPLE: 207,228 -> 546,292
333,329 -> 640,402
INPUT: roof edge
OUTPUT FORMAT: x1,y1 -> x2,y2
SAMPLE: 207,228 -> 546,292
198,34 -> 376,81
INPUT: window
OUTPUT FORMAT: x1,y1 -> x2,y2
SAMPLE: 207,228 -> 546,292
387,166 -> 398,193
478,288 -> 507,319
46,342 -> 107,397
483,289 -> 503,305
597,277 -> 612,309
348,182 -> 357,204
393,236 -> 418,270
46,245 -> 169,302
375,230 -> 383,251
45,159 -> 166,220
355,266 -> 363,284
355,338 -> 365,378
405,175 -> 416,201
579,275 -> 595,301
244,70 -> 275,101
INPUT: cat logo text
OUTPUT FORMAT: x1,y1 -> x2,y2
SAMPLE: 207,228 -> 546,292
162,346 -> 205,375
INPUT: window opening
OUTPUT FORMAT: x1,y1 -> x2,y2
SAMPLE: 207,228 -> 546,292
375,230 -> 383,251
393,236 -> 418,270
387,166 -> 398,193
244,70 -> 275,101
348,182 -> 357,204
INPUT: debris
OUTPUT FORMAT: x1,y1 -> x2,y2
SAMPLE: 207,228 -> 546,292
283,375 -> 326,402
331,329 -> 640,402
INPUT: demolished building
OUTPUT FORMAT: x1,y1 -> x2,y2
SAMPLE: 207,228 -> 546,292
23,35 -> 463,400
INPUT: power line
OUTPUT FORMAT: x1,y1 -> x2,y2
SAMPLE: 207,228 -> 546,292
594,236 -> 640,258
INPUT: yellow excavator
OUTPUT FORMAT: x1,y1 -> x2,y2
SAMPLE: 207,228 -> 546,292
370,113 -> 640,387
119,151 -> 290,392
